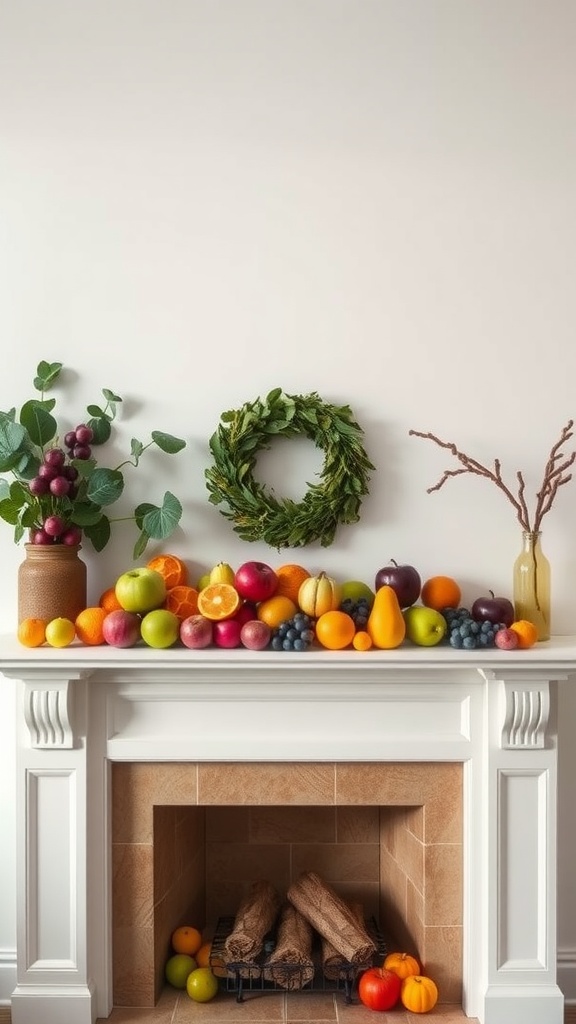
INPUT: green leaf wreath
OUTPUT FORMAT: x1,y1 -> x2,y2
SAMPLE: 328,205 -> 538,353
205,388 -> 375,548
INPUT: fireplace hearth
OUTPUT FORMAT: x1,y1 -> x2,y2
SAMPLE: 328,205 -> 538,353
2,636 -> 576,1024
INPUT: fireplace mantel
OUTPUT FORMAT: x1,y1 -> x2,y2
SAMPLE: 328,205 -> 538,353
3,634 -> 576,1024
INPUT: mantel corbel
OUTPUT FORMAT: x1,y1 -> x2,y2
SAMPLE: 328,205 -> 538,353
478,667 -> 567,750
7,667 -> 93,749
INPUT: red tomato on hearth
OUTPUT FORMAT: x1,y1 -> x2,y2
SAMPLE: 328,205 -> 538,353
358,966 -> 402,1011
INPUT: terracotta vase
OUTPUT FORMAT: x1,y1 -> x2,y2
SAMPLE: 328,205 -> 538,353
18,543 -> 87,625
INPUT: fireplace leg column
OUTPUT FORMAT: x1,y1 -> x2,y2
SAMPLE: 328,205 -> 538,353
482,670 -> 564,1024
11,672 -> 99,1024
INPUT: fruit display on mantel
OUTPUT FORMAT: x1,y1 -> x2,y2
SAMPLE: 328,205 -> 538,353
16,552 -> 541,654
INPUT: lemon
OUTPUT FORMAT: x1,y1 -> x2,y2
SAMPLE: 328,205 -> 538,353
45,617 -> 76,648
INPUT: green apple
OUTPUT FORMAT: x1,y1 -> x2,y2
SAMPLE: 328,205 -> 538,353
115,567 -> 167,613
165,953 -> 196,989
140,608 -> 180,648
403,606 -> 447,646
340,580 -> 375,608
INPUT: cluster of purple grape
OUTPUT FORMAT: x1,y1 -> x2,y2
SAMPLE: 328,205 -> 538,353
27,423 -> 94,546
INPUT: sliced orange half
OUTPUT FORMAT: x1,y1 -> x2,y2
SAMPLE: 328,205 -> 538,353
197,582 -> 241,621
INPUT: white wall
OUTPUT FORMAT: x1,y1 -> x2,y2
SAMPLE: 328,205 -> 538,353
1,0 -> 575,1003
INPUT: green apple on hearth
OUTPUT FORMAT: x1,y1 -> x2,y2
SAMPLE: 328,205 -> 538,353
403,606 -> 447,647
115,567 -> 167,613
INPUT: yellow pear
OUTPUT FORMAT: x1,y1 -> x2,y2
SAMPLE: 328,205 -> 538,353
367,586 -> 406,649
209,562 -> 235,586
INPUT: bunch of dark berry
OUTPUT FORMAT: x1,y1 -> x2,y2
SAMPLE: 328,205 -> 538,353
443,607 -> 507,650
27,423 -> 94,545
339,597 -> 371,630
271,613 -> 316,651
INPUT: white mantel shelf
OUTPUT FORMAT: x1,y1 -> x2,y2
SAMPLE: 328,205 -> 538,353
2,634 -> 576,1024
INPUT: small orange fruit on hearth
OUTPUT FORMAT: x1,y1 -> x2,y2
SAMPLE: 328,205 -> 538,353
420,575 -> 461,612
315,610 -> 356,650
509,619 -> 538,649
99,586 -> 123,614
164,585 -> 199,621
195,941 -> 212,968
171,925 -> 202,957
384,951 -> 421,979
274,563 -> 311,604
147,553 -> 189,589
17,617 -> 47,648
197,582 -> 241,621
257,594 -> 298,629
75,606 -> 107,646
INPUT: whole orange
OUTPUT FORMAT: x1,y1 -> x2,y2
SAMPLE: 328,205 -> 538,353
420,575 -> 461,612
315,610 -> 356,650
195,942 -> 212,968
17,617 -> 47,648
509,619 -> 538,648
274,564 -> 311,604
75,606 -> 107,646
172,925 -> 202,957
99,586 -> 123,614
257,594 -> 298,629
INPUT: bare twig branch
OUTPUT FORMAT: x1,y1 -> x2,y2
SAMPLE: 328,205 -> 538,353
409,422 -> 576,533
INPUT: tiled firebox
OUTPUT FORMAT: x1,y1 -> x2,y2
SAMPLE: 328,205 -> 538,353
111,761 -> 463,1007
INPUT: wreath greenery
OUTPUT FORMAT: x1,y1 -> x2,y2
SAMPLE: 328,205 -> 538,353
205,388 -> 375,548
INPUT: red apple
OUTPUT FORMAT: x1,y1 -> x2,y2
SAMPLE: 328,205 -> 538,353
102,609 -> 141,648
233,601 -> 259,626
180,614 -> 213,649
374,560 -> 421,609
472,590 -> 515,627
213,618 -> 242,648
240,620 -> 272,651
358,967 -> 402,1011
234,561 -> 278,603
495,627 -> 519,650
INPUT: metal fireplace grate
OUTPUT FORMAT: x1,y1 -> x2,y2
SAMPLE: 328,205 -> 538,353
210,914 -> 387,1004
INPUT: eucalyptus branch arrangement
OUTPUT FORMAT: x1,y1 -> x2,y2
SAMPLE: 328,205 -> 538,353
0,361 -> 187,558
409,420 -> 576,533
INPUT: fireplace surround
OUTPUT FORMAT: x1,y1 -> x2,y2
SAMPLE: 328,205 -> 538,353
2,635 -> 576,1024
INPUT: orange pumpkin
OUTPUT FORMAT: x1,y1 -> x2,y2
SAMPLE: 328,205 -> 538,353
384,951 -> 421,980
400,974 -> 439,1013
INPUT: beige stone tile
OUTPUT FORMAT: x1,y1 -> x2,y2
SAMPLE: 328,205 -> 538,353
336,763 -> 425,805
113,763 -> 198,843
291,843 -> 379,884
336,1000 -> 410,1022
336,806 -> 379,843
250,805 -> 336,843
172,989 -> 286,1020
424,845 -> 462,927
113,843 -> 154,928
206,842 -> 291,892
113,924 -> 155,1007
423,766 -> 463,845
198,763 -> 335,805
286,989 -> 338,1019
396,828 -> 424,895
405,805 -> 424,842
206,806 -> 251,842
331,881 -> 380,923
407,1009 -> 476,1022
153,807 -> 176,901
420,926 -> 463,1004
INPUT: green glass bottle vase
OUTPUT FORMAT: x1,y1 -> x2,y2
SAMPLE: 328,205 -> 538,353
512,531 -> 550,641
